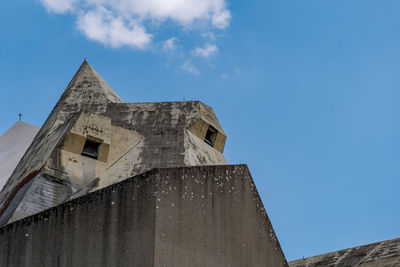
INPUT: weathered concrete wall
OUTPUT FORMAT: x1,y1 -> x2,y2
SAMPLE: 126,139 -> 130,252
184,129 -> 226,166
104,101 -> 227,182
9,174 -> 71,223
153,165 -> 288,267
289,237 -> 400,267
55,111 -> 143,189
0,171 -> 156,267
0,101 -> 227,225
0,165 -> 288,267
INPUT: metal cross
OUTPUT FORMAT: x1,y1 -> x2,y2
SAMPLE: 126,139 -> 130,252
18,113 -> 23,121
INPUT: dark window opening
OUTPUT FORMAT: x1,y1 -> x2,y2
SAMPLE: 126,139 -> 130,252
204,126 -> 218,147
81,139 -> 101,160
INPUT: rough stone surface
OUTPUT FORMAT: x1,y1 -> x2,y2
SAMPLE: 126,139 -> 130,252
289,237 -> 400,267
0,122 -> 39,191
0,165 -> 288,267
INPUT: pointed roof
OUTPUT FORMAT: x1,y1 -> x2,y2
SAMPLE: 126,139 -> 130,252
64,60 -> 123,103
0,122 -> 39,191
47,60 -> 123,132
0,61 -> 124,220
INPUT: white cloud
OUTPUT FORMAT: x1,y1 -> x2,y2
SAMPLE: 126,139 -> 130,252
212,9 -> 231,29
163,37 -> 177,51
39,0 -> 232,50
193,44 -> 218,59
77,8 -> 151,49
202,32 -> 216,40
182,60 -> 199,75
40,0 -> 77,13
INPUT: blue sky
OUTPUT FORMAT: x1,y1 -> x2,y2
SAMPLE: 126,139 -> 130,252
1,0 -> 400,261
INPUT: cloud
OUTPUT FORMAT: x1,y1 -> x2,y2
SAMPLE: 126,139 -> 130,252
39,0 -> 231,50
39,0 -> 77,13
201,32 -> 216,40
220,73 -> 228,79
182,60 -> 200,75
77,7 -> 151,49
212,9 -> 231,29
163,37 -> 177,51
193,44 -> 218,59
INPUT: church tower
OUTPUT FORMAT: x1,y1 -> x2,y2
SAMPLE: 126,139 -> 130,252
0,62 -> 288,267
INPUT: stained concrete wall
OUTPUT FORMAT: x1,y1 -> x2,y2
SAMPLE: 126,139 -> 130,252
9,174 -> 71,223
104,101 -> 226,182
153,165 -> 288,267
0,171 -> 156,267
289,237 -> 400,267
0,165 -> 288,267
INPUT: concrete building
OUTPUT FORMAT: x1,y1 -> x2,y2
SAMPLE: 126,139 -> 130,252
0,122 -> 39,192
1,61 -> 398,266
0,61 -> 288,266
289,237 -> 400,267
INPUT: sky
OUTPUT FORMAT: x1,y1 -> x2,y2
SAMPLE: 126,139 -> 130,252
1,0 -> 400,261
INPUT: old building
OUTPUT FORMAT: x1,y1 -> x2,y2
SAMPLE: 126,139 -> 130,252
1,61 -> 399,266
0,61 -> 288,266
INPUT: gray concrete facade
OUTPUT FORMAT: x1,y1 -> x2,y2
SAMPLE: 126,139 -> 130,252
0,165 -> 288,267
3,61 -> 397,267
0,61 -> 227,225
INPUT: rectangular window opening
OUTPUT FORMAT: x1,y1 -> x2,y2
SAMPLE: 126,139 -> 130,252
81,139 -> 101,160
204,126 -> 218,147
